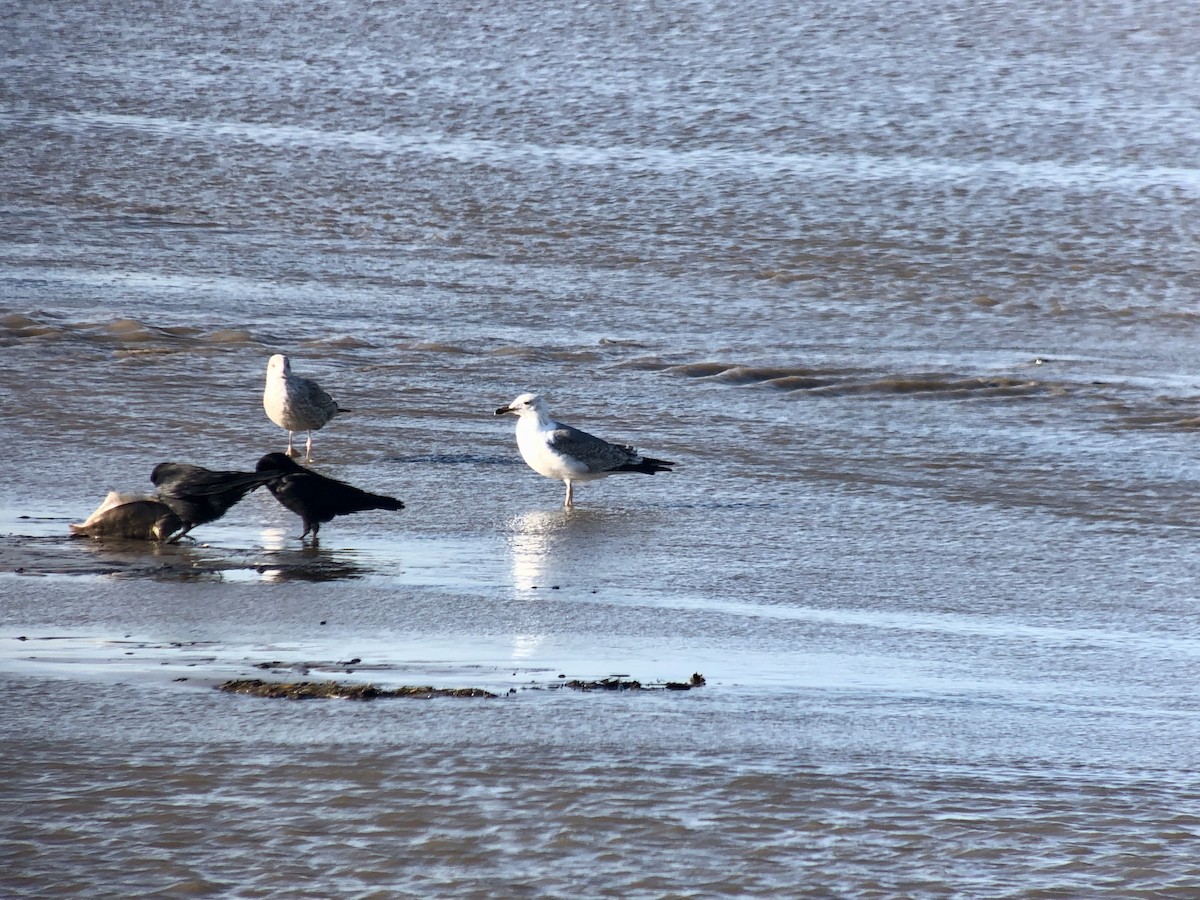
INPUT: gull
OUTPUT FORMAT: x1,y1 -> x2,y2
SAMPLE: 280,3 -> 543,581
70,491 -> 182,542
263,354 -> 348,461
495,392 -> 675,507
151,462 -> 280,540
255,452 -> 405,541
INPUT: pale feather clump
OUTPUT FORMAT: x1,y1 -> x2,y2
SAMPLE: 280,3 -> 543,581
262,354 -> 347,461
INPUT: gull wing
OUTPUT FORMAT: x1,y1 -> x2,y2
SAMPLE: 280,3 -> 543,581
547,425 -> 641,473
295,376 -> 341,418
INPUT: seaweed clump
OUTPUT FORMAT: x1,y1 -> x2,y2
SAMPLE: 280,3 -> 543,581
562,672 -> 706,692
218,679 -> 496,700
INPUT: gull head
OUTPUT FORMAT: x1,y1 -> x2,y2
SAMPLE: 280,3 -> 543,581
495,392 -> 547,418
266,354 -> 291,378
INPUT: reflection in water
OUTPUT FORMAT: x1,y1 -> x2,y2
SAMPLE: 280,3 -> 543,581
510,632 -> 544,660
505,508 -> 639,662
506,509 -> 582,665
253,554 -> 365,583
7,529 -> 372,582
256,527 -> 366,582
74,535 -> 214,580
506,507 -> 641,591
259,527 -> 295,553
507,509 -> 570,591
78,534 -> 186,558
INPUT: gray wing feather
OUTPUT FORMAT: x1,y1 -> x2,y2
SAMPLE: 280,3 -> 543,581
548,425 -> 639,472
295,376 -> 340,420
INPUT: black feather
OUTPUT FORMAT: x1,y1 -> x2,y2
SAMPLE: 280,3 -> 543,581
255,453 -> 404,540
151,462 -> 277,537
614,456 -> 675,475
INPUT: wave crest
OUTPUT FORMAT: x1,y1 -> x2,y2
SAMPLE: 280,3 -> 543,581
668,360 -> 1044,399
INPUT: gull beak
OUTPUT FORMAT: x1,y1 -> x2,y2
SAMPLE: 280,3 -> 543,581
494,404 -> 514,416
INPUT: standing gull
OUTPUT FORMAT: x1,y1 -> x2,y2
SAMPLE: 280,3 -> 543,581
255,452 -> 404,541
495,392 -> 674,507
263,354 -> 348,461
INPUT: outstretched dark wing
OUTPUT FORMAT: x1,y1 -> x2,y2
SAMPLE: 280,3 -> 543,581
153,464 -> 273,499
151,462 -> 275,528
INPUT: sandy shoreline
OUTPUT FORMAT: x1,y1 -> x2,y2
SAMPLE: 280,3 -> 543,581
2,531 -> 707,698
2,627 -> 703,702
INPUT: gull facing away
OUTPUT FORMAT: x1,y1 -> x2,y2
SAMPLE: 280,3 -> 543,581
495,392 -> 675,507
263,354 -> 349,461
255,452 -> 404,542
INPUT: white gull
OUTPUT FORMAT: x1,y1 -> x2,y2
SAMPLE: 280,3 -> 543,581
495,392 -> 675,507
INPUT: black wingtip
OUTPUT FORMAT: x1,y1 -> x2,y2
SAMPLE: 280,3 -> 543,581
619,456 -> 675,475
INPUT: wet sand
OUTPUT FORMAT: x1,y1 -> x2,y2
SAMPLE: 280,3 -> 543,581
2,529 -> 371,581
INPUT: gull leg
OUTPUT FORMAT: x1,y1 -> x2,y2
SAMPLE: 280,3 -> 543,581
286,432 -> 297,458
564,480 -> 574,508
305,432 -> 314,462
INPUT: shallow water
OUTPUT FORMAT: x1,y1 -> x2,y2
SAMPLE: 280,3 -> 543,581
4,0 -> 1200,895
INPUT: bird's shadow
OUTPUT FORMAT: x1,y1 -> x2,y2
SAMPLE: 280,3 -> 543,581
249,528 -> 372,581
249,544 -> 367,582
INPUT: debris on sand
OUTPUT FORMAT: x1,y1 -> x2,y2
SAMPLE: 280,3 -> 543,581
217,671 -> 706,701
559,672 -> 706,692
218,679 -> 496,700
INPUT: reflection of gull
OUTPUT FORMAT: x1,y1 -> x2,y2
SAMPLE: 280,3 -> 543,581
507,509 -> 567,590
495,393 -> 674,507
263,354 -> 348,461
507,511 -> 566,664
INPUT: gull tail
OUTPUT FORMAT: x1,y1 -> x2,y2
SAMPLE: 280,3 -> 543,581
618,456 -> 675,475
